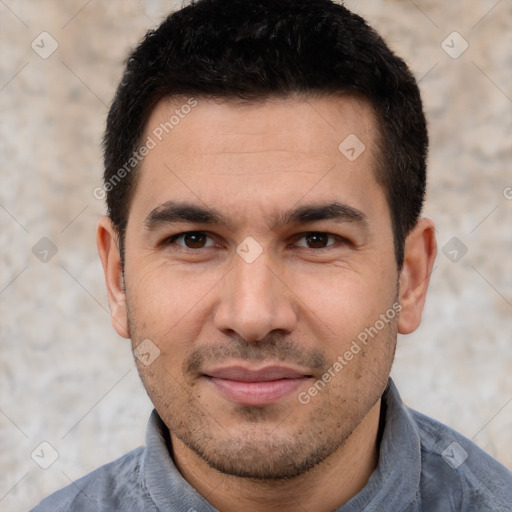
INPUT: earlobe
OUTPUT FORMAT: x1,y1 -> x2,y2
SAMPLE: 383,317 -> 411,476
96,216 -> 130,339
397,218 -> 437,335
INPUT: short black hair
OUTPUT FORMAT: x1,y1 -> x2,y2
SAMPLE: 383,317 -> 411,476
103,0 -> 428,268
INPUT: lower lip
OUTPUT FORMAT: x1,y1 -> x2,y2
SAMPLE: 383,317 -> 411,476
206,377 -> 308,406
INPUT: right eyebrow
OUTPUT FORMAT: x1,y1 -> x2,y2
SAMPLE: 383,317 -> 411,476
144,201 -> 233,231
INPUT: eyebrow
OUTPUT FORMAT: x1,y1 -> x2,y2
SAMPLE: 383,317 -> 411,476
274,201 -> 368,230
144,200 -> 368,232
145,201 -> 231,230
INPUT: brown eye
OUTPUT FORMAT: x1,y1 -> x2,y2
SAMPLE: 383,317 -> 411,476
304,232 -> 330,248
291,231 -> 349,254
184,232 -> 207,248
292,232 -> 343,249
170,232 -> 214,249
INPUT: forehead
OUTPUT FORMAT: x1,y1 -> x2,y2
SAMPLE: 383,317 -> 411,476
129,95 -> 386,230
144,94 -> 377,161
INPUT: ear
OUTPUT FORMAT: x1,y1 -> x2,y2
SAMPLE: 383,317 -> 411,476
96,216 -> 130,339
398,218 -> 437,334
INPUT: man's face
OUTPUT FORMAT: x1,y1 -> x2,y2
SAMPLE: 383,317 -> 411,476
119,95 -> 400,479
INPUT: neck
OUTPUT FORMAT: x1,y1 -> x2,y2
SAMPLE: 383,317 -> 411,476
171,399 -> 382,512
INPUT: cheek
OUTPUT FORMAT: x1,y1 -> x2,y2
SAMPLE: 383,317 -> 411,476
124,260 -> 230,369
288,267 -> 393,338
126,259 -> 216,319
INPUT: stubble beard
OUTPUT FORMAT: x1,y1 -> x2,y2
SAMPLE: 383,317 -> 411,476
127,301 -> 397,481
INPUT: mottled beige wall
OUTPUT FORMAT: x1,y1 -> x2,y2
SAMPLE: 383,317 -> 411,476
0,1 -> 510,510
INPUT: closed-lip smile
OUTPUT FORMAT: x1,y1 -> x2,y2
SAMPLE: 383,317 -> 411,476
203,365 -> 313,406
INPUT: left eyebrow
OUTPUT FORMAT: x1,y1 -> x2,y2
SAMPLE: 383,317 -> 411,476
143,200 -> 369,232
271,201 -> 369,232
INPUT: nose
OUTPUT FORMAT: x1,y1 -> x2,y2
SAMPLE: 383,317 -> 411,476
213,253 -> 298,342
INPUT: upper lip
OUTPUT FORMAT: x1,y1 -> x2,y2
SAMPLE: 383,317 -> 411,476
204,365 -> 311,382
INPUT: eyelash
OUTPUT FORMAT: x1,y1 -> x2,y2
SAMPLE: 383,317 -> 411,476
165,231 -> 345,251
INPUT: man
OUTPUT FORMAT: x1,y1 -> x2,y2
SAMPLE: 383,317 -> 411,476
31,0 -> 512,510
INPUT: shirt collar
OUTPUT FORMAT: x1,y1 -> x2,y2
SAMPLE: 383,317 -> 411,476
142,378 -> 421,511
336,379 -> 422,511
141,410 -> 216,511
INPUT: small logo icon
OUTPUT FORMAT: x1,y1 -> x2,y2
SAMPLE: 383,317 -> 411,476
32,237 -> 58,263
31,441 -> 59,469
441,32 -> 468,59
442,441 -> 468,469
31,32 -> 59,59
338,134 -> 366,161
442,236 -> 468,263
134,339 -> 161,366
236,237 -> 263,263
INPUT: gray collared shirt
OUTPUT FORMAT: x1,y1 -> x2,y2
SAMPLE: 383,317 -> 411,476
30,379 -> 512,511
